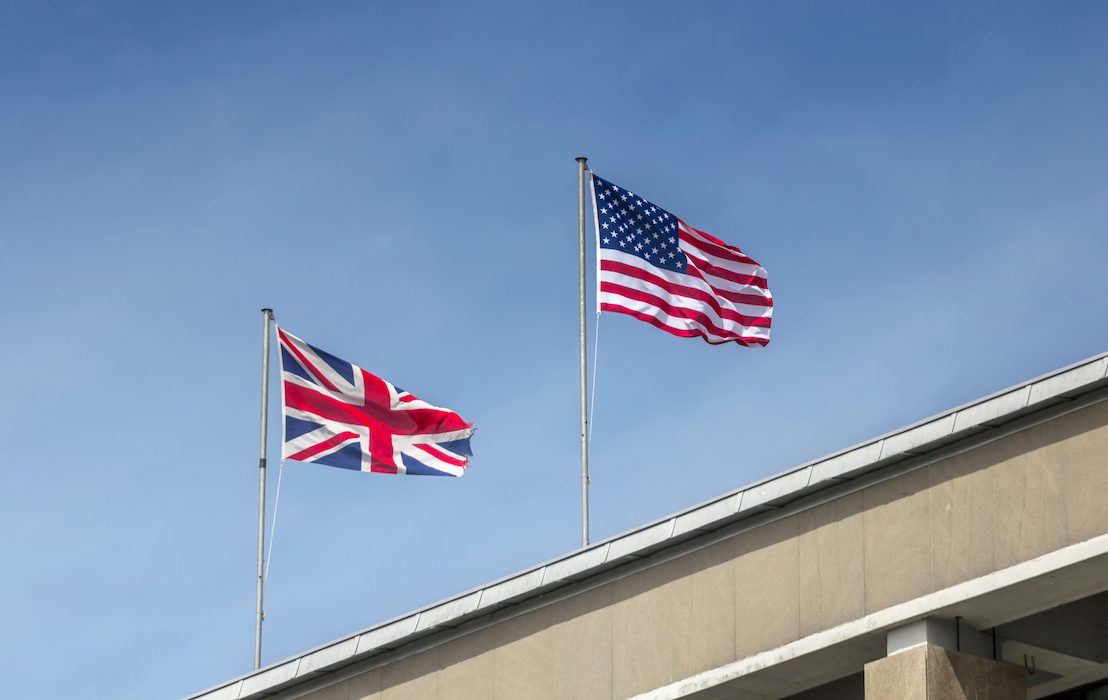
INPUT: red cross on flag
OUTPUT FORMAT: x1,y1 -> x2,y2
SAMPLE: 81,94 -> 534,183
276,327 -> 474,476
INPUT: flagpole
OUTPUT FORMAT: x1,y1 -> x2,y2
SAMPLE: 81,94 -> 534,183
255,307 -> 273,670
576,156 -> 590,548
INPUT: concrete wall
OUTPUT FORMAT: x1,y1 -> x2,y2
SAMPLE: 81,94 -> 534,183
301,400 -> 1108,700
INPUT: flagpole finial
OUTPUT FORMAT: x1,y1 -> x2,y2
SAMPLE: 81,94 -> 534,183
576,155 -> 588,165
261,307 -> 273,314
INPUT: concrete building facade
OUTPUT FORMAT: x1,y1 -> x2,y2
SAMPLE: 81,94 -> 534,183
189,352 -> 1108,700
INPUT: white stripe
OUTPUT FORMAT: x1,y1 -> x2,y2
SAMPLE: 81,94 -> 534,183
281,406 -> 366,435
677,249 -> 772,302
417,428 -> 474,443
283,397 -> 375,471
598,283 -> 770,338
600,248 -> 718,298
281,421 -> 366,461
600,291 -> 771,342
403,448 -> 466,476
394,390 -> 467,415
281,404 -> 355,428
678,223 -> 768,280
385,431 -> 472,475
281,371 -> 367,411
600,266 -> 773,322
427,443 -> 466,462
395,397 -> 445,411
600,248 -> 774,310
692,264 -> 774,303
278,329 -> 361,396
390,433 -> 466,476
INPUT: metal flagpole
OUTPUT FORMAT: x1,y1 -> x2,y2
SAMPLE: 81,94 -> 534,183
255,307 -> 274,670
576,156 -> 590,548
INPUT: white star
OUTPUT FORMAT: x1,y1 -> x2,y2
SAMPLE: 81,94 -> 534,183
668,237 -> 676,244
602,223 -> 609,229
619,240 -> 627,247
602,237 -> 610,243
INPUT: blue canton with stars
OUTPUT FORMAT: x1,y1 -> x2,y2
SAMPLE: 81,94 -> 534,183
593,174 -> 687,273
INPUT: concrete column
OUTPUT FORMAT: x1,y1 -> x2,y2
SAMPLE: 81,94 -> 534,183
865,643 -> 1026,700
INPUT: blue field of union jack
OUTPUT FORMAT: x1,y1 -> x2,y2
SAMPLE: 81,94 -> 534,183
277,327 -> 474,476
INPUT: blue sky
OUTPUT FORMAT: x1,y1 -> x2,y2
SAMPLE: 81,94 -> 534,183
2,2 -> 1108,698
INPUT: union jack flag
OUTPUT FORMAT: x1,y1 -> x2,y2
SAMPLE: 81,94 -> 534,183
277,327 -> 474,476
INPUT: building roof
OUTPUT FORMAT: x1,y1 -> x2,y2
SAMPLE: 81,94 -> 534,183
187,350 -> 1108,700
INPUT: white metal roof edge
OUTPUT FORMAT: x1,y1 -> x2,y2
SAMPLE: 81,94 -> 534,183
185,349 -> 1108,700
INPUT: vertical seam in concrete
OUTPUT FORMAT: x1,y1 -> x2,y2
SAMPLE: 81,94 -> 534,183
991,459 -> 999,602
609,586 -> 615,700
433,644 -> 441,700
795,517 -> 802,643
681,559 -> 693,687
997,454 -> 1006,580
490,626 -> 497,700
928,465 -> 935,599
861,485 -> 869,616
732,539 -> 740,679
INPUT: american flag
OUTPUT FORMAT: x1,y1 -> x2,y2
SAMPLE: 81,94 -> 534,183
277,327 -> 474,476
592,173 -> 773,346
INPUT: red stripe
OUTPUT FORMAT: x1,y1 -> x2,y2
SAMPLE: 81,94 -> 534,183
285,380 -> 470,436
600,259 -> 773,310
683,264 -> 772,306
678,223 -> 761,267
684,250 -> 768,289
288,431 -> 360,462
602,284 -> 771,336
357,370 -> 468,431
600,281 -> 771,328
600,303 -> 768,346
285,381 -> 412,431
359,368 -> 392,408
278,329 -> 340,392
415,443 -> 467,467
